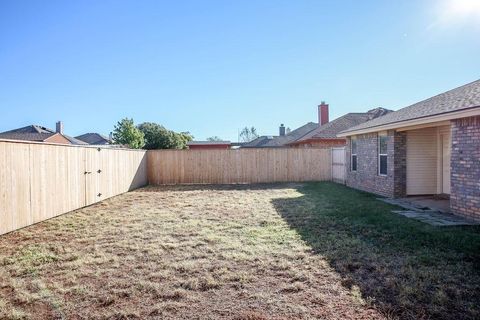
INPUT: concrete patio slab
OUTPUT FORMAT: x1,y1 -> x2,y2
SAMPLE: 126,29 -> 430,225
391,210 -> 478,226
378,198 -> 479,226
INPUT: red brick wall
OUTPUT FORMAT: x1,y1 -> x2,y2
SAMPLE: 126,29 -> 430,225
345,131 -> 406,198
44,134 -> 71,144
450,116 -> 480,220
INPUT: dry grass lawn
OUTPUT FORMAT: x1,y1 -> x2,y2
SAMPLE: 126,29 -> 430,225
0,183 -> 478,319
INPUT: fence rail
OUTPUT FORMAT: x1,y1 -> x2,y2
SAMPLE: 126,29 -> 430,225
0,140 -> 147,235
148,148 -> 332,184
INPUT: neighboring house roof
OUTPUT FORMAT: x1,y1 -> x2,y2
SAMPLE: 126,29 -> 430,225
187,141 -> 231,145
75,133 -> 111,145
289,107 -> 392,144
0,125 -> 88,145
242,122 -> 318,148
1,125 -> 54,135
340,79 -> 480,135
0,132 -> 56,142
63,135 -> 89,145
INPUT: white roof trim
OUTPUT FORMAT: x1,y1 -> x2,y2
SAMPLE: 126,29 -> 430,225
337,107 -> 480,137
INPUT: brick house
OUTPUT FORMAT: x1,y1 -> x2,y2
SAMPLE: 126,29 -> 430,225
0,122 -> 87,145
242,103 -> 390,148
338,79 -> 480,220
287,106 -> 391,148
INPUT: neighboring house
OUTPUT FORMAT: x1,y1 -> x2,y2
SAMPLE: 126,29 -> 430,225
338,79 -> 480,220
75,133 -> 112,145
241,122 -> 318,148
288,107 -> 392,148
187,141 -> 231,150
242,102 -> 391,149
0,122 -> 87,145
241,102 -> 329,148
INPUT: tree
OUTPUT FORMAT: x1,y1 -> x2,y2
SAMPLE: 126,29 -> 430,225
178,132 -> 194,149
239,126 -> 259,142
137,122 -> 193,149
137,122 -> 171,149
112,118 -> 145,149
207,136 -> 223,141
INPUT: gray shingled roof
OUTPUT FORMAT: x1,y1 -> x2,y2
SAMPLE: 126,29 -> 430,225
341,79 -> 480,134
0,125 -> 88,145
291,108 -> 391,143
1,125 -> 55,134
0,132 -> 56,142
0,125 -> 57,142
63,135 -> 89,145
241,122 -> 318,148
75,133 -> 111,145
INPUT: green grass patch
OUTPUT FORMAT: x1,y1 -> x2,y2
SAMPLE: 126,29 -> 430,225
274,182 -> 480,319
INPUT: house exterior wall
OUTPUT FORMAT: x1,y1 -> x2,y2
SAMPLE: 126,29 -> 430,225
346,130 -> 406,198
44,134 -> 71,145
450,116 -> 480,220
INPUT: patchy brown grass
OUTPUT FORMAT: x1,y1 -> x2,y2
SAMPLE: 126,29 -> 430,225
1,183 -> 478,319
0,184 -> 382,319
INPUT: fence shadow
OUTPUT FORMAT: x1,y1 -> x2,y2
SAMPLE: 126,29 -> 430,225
129,152 -> 149,191
271,182 -> 480,319
136,182 -> 306,193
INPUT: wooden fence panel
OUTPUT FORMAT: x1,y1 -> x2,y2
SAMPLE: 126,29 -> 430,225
147,148 -> 332,185
0,140 -> 148,235
29,144 -> 86,225
331,147 -> 346,184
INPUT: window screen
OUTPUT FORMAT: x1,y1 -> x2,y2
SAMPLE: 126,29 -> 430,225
351,137 -> 357,172
378,134 -> 388,175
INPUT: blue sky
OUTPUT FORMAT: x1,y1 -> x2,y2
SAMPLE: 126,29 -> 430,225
1,0 -> 479,141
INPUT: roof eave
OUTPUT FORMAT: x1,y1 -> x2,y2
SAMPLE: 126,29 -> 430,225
337,106 -> 480,137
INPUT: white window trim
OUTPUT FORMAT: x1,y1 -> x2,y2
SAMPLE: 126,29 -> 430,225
378,132 -> 388,176
351,137 -> 357,172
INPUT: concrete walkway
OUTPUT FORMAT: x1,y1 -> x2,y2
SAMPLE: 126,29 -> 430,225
378,198 -> 479,226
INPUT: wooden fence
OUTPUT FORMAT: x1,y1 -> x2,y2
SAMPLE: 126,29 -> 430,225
0,140 -> 147,235
331,147 -> 346,184
1,144 -> 339,235
148,148 -> 332,184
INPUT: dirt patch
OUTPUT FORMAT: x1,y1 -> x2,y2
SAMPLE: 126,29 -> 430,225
0,184 -> 384,319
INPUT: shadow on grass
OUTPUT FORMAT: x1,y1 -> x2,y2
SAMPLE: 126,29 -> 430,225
138,182 -> 304,192
272,182 -> 480,320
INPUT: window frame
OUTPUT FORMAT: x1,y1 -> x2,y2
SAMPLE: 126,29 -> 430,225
351,136 -> 357,172
378,132 -> 388,176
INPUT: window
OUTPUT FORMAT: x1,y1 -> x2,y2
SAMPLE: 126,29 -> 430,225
351,137 -> 357,171
378,133 -> 388,176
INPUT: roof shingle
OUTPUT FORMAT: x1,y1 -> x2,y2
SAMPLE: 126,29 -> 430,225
341,79 -> 480,134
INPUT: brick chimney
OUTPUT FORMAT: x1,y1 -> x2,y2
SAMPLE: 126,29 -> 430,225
56,121 -> 64,134
318,102 -> 329,125
279,124 -> 286,136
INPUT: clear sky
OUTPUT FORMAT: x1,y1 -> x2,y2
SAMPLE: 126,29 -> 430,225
1,0 -> 479,141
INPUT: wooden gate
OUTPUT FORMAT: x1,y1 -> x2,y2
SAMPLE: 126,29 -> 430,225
331,147 -> 346,184
0,140 -> 148,235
